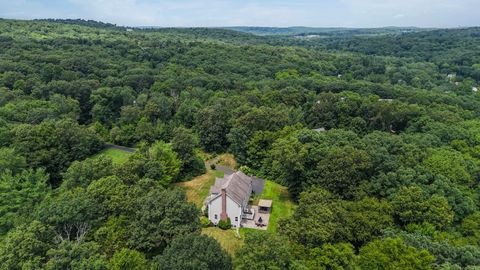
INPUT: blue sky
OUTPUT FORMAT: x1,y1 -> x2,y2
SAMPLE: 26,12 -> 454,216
0,0 -> 479,27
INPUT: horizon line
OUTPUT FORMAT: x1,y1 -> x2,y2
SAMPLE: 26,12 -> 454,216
1,17 -> 478,30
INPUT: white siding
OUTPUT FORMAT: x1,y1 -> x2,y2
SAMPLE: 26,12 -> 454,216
207,195 -> 243,227
208,195 -> 222,225
226,196 -> 242,228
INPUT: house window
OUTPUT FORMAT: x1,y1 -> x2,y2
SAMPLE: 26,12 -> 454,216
214,214 -> 218,220
235,217 -> 238,222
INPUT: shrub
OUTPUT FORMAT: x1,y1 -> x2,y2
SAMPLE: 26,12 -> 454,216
200,216 -> 211,228
239,165 -> 253,176
210,163 -> 216,170
218,218 -> 232,230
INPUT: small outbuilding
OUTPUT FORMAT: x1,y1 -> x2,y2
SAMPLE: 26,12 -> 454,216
258,199 -> 273,213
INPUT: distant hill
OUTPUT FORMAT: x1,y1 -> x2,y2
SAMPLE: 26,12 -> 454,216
223,26 -> 430,37
34,18 -> 119,29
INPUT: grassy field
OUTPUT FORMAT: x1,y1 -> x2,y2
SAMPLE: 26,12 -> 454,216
176,169 -> 224,208
201,227 -> 244,256
252,180 -> 296,232
216,153 -> 237,169
177,160 -> 296,255
93,148 -> 133,165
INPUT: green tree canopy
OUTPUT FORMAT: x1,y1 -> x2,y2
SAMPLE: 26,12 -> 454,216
156,233 -> 231,270
358,237 -> 435,270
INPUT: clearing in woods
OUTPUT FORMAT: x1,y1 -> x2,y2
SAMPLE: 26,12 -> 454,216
177,154 -> 296,255
92,147 -> 134,165
176,169 -> 224,208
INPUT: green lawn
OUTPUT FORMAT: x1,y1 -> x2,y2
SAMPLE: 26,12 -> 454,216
201,227 -> 243,256
253,180 -> 296,232
179,171 -> 296,256
93,148 -> 133,165
179,171 -> 295,232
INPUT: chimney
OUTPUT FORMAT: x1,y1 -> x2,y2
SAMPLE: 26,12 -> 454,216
220,188 -> 228,221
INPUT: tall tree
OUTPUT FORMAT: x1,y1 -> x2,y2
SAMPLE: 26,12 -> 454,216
156,233 -> 231,270
127,188 -> 199,255
358,238 -> 434,270
234,232 -> 292,270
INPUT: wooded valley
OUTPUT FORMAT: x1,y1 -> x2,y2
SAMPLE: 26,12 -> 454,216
1,19 -> 480,269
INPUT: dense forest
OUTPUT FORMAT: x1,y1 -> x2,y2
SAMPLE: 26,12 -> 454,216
1,18 -> 480,269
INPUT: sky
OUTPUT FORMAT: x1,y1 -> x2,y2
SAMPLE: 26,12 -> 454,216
0,0 -> 479,28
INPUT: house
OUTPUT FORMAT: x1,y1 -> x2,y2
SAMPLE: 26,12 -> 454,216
205,171 -> 253,228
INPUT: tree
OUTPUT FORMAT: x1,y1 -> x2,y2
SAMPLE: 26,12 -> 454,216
0,147 -> 27,175
423,147 -> 478,186
279,188 -> 342,247
195,103 -> 231,153
0,221 -> 55,270
343,198 -> 393,245
155,233 -> 231,270
461,212 -> 480,244
234,231 -> 292,270
86,176 -> 129,219
147,141 -> 181,185
305,92 -> 340,129
109,248 -> 148,270
392,186 -> 454,229
393,230 -> 480,267
127,188 -> 199,254
426,175 -> 477,222
44,240 -> 108,270
300,243 -> 358,270
171,127 -> 205,179
36,187 -> 99,242
114,142 -> 181,186
280,188 -> 393,248
61,155 -> 113,189
94,216 -> 130,257
0,169 -> 49,235
12,119 -> 103,184
227,105 -> 299,164
174,99 -> 200,128
358,238 -> 435,270
315,145 -> 371,198
264,134 -> 307,198
90,87 -> 135,126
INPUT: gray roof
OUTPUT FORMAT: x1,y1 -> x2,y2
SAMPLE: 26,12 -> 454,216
209,178 -> 227,194
209,171 -> 252,205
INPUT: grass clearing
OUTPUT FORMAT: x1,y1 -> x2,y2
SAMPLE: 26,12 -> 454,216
177,157 -> 296,254
216,153 -> 237,169
253,180 -> 296,232
202,227 -> 243,256
176,169 -> 224,208
93,148 -> 133,165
